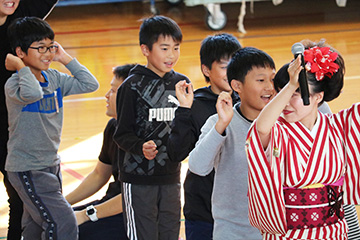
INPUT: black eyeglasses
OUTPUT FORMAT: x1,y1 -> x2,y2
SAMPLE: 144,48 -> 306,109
28,45 -> 58,54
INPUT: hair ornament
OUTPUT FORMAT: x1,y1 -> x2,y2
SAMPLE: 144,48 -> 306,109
304,46 -> 339,81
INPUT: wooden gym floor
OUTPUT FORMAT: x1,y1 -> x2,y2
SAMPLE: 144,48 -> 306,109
1,0 -> 360,238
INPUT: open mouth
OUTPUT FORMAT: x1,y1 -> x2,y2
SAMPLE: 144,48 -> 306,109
165,62 -> 173,68
4,2 -> 15,7
261,94 -> 272,101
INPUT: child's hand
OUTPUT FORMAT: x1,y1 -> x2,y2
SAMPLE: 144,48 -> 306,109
215,91 -> 233,134
175,80 -> 193,108
5,54 -> 25,71
53,41 -> 73,66
143,140 -> 158,160
288,55 -> 302,88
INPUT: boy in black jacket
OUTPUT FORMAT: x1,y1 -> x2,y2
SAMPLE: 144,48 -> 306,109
167,33 -> 241,240
113,15 -> 190,240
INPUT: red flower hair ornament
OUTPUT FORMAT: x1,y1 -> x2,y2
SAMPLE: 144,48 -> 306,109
304,46 -> 339,81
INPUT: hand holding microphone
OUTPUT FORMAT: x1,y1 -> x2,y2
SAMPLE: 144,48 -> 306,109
291,42 -> 310,105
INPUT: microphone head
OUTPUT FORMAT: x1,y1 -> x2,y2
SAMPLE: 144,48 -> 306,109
291,42 -> 305,55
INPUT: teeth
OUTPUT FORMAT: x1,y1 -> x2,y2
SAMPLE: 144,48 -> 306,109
5,2 -> 15,7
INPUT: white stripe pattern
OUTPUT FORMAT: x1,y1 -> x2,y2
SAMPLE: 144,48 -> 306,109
123,182 -> 138,240
245,103 -> 360,239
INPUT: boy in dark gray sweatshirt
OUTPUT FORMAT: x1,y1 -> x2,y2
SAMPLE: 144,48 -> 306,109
4,17 -> 99,240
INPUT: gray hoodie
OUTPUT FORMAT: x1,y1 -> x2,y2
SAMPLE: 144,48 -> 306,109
188,102 -> 261,240
5,59 -> 99,172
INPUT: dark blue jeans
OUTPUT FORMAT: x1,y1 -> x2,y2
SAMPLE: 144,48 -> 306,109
185,219 -> 213,240
74,200 -> 128,240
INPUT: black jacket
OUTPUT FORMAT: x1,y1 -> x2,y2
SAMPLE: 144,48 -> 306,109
113,64 -> 190,185
168,86 -> 239,223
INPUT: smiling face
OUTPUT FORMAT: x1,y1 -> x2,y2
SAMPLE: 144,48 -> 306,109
0,0 -> 19,21
141,35 -> 180,78
202,58 -> 232,95
105,76 -> 124,118
17,38 -> 55,77
233,66 -> 276,120
282,89 -> 323,128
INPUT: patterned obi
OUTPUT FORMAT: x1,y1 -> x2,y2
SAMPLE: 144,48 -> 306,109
284,179 -> 344,230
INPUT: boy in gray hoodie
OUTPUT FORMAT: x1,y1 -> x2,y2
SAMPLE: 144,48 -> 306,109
4,17 -> 99,240
188,47 -> 275,239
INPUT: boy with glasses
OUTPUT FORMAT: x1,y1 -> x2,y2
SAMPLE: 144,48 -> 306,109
0,1 -> 58,238
4,16 -> 99,240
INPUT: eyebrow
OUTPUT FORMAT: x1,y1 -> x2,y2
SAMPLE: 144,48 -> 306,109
160,43 -> 180,47
255,74 -> 267,77
219,60 -> 229,64
36,41 -> 55,45
256,72 -> 275,77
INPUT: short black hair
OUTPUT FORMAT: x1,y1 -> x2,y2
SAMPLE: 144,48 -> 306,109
113,64 -> 136,79
8,16 -> 54,54
227,47 -> 275,85
274,39 -> 345,104
273,62 -> 290,93
139,15 -> 182,50
200,33 -> 242,83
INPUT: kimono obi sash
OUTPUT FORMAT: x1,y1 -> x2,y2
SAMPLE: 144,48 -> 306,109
283,178 -> 344,230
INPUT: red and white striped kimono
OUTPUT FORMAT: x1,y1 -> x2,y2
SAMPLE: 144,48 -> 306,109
245,103 -> 360,240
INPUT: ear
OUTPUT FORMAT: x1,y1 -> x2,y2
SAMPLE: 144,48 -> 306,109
140,44 -> 150,57
314,92 -> 324,104
231,80 -> 242,93
201,64 -> 210,77
15,47 -> 26,58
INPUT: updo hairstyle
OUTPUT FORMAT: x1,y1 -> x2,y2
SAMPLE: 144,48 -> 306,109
274,39 -> 345,104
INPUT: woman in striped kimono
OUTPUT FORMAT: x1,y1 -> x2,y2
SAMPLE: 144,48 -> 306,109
245,39 -> 360,240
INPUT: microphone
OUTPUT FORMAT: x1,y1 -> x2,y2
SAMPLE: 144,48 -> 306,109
291,42 -> 310,105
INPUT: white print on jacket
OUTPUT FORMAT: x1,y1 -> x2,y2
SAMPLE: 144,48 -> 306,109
148,95 -> 179,122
